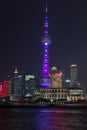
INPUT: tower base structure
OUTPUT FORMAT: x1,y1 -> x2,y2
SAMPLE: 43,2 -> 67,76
40,75 -> 51,88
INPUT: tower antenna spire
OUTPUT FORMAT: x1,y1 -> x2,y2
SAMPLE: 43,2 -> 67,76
46,0 -> 48,13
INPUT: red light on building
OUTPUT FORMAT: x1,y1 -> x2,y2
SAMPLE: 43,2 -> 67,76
0,81 -> 8,97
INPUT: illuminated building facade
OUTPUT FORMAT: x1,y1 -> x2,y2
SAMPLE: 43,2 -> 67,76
51,73 -> 62,88
40,5 -> 51,88
0,81 -> 8,97
8,80 -> 13,99
13,68 -> 23,99
40,66 -> 67,101
51,67 -> 62,88
68,64 -> 85,101
70,64 -> 78,87
40,88 -> 68,101
68,87 -> 85,101
25,75 -> 35,81
25,74 -> 36,95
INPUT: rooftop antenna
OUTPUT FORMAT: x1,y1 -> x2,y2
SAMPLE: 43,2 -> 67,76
46,0 -> 48,13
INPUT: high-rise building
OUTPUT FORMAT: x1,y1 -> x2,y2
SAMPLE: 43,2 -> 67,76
25,74 -> 36,95
51,67 -> 62,88
8,80 -> 13,99
68,64 -> 85,101
40,5 -> 51,88
0,81 -> 8,97
13,68 -> 23,99
70,64 -> 78,87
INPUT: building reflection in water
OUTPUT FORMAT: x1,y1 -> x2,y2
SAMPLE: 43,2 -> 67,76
0,108 -> 87,130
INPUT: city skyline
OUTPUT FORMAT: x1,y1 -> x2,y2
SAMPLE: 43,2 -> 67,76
0,0 -> 87,88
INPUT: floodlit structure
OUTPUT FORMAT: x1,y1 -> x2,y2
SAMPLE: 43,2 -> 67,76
70,64 -> 78,87
51,73 -> 62,88
68,87 -> 85,101
0,81 -> 8,97
13,68 -> 23,99
51,67 -> 62,88
25,74 -> 36,95
40,5 -> 51,88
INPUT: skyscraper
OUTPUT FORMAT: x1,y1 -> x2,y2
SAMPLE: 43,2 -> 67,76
51,67 -> 62,88
40,4 -> 51,88
0,81 -> 8,97
25,74 -> 36,95
70,64 -> 78,87
13,68 -> 23,99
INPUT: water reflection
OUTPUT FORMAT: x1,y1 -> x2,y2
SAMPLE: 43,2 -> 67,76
0,108 -> 87,130
0,109 -> 10,130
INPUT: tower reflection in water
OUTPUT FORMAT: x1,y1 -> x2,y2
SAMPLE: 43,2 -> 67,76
0,108 -> 87,130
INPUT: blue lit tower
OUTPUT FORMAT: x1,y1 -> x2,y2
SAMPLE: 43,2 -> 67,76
41,4 -> 51,87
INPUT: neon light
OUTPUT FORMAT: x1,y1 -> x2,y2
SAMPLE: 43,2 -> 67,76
0,81 -> 8,97
45,30 -> 48,34
45,49 -> 47,52
45,54 -> 47,57
45,42 -> 48,45
41,5 -> 51,87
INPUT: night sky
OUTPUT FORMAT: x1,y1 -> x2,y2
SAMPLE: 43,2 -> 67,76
0,0 -> 87,88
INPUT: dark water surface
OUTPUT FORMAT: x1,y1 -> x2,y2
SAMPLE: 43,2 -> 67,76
0,108 -> 87,130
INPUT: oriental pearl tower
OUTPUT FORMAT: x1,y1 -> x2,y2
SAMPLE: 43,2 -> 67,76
40,4 -> 51,88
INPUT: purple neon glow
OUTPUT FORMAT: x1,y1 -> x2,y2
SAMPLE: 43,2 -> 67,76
45,30 -> 48,34
41,4 -> 51,87
45,49 -> 47,52
41,82 -> 50,87
45,42 -> 48,45
45,54 -> 47,56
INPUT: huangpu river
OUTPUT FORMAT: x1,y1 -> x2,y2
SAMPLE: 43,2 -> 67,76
0,108 -> 87,130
